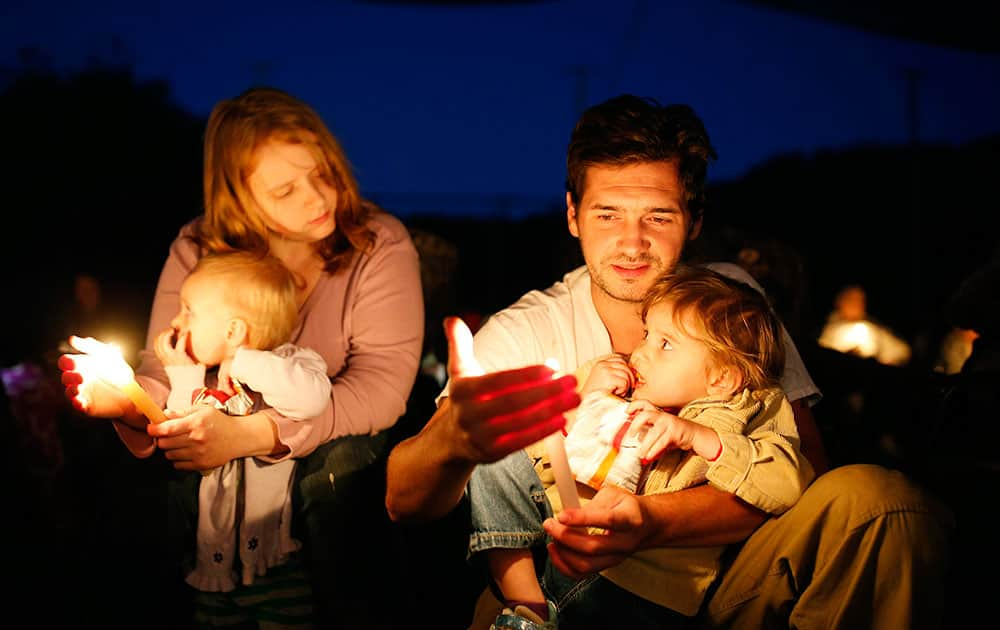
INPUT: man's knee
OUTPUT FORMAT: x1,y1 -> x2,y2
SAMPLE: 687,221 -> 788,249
801,464 -> 953,531
703,464 -> 955,629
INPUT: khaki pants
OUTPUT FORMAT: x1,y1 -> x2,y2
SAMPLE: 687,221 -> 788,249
471,464 -> 954,630
702,464 -> 954,630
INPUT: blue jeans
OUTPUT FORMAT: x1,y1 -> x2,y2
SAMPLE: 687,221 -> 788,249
468,450 -> 690,630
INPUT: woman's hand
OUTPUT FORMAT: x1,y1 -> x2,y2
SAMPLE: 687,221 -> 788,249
147,405 -> 250,470
154,327 -> 193,367
579,354 -> 634,398
57,351 -> 142,426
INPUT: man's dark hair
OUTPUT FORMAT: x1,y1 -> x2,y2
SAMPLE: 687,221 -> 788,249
566,95 -> 717,225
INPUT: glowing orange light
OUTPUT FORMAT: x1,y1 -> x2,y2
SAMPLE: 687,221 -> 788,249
69,335 -> 167,423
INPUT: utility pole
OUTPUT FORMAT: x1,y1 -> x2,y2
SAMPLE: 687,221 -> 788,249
902,66 -> 924,346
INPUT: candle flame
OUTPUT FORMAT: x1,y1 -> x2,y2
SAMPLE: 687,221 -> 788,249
451,317 -> 486,377
69,335 -> 136,386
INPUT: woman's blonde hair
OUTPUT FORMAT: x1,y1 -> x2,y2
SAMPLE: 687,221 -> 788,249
193,87 -> 375,273
190,251 -> 298,351
641,264 -> 786,390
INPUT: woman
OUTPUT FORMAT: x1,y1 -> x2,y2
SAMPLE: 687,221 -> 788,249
59,87 -> 424,626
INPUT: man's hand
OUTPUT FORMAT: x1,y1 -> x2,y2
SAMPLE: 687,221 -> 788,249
543,485 -> 646,578
384,317 -> 581,522
443,316 -> 581,464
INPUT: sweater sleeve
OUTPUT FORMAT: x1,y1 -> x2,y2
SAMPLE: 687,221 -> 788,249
263,214 -> 424,460
704,389 -> 815,515
230,344 -> 331,420
113,223 -> 201,458
164,364 -> 207,412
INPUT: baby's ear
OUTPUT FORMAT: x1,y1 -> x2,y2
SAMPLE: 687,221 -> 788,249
225,317 -> 249,348
707,365 -> 743,398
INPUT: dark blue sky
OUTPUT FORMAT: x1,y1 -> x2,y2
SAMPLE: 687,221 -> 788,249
4,0 -> 999,213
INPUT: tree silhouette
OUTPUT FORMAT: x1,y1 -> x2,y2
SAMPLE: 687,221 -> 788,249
1,59 -> 204,366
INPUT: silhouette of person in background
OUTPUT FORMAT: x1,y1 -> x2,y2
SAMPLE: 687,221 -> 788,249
386,226 -> 489,629
817,284 -> 912,367
1,273 -> 111,528
945,241 -> 1000,375
1,356 -> 65,500
733,234 -> 809,341
68,273 -> 102,333
891,240 -> 1000,627
933,327 -> 978,375
409,227 -> 460,388
50,273 -> 106,357
907,239 -> 1000,469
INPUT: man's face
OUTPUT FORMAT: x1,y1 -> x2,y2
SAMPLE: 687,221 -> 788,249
567,161 -> 698,304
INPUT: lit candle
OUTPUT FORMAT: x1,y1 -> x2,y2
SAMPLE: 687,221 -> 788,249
843,322 -> 876,358
116,380 -> 169,424
69,335 -> 168,424
451,318 -> 580,508
450,317 -> 485,377
542,358 -> 580,509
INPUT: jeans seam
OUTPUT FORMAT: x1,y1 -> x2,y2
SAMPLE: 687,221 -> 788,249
469,531 -> 547,555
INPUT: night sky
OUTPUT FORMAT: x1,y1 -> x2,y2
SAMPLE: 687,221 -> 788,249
4,0 -> 999,212
2,0 -> 999,362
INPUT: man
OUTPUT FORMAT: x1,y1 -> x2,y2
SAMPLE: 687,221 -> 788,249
386,95 -> 952,629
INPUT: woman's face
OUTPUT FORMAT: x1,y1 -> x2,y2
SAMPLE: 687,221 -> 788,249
247,140 -> 338,243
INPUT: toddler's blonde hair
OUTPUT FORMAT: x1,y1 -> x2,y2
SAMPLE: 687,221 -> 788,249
642,264 -> 785,390
190,251 -> 298,350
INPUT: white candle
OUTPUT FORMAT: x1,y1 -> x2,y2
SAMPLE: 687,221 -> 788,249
544,429 -> 581,509
543,358 -> 580,509
116,379 -> 169,424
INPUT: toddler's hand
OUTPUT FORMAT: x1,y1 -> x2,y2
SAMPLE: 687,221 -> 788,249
155,328 -> 194,367
626,399 -> 702,463
581,354 -> 634,398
